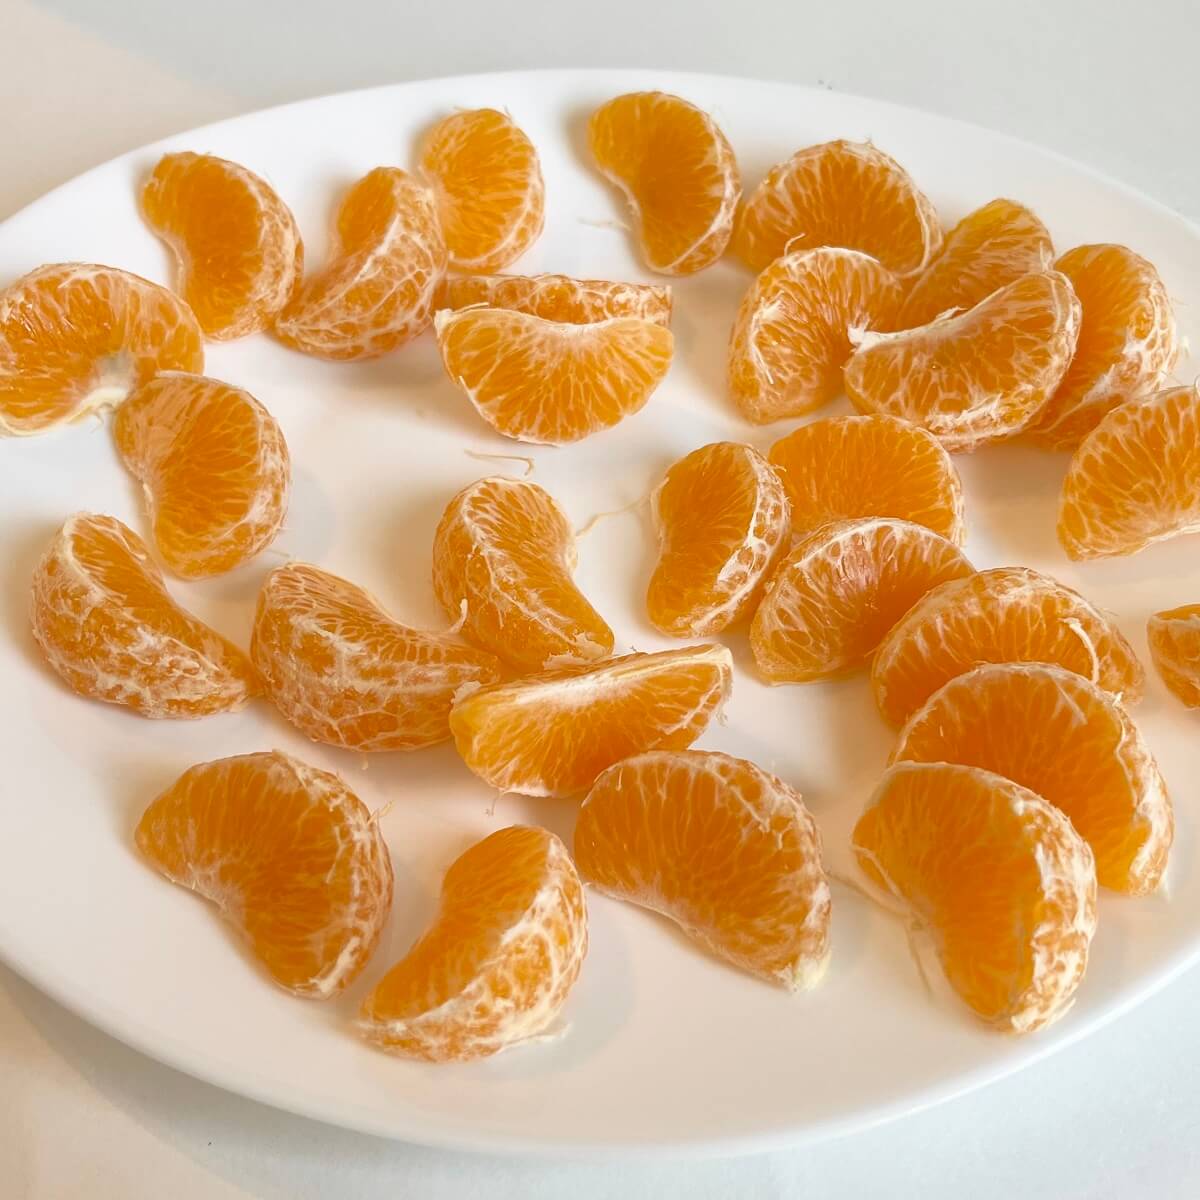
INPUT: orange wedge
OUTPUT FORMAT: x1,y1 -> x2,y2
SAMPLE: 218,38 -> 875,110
1148,605 -> 1200,708
434,272 -> 672,325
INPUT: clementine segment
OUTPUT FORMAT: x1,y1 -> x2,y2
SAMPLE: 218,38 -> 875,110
449,644 -> 733,797
30,513 -> 258,718
0,263 -> 203,436
136,750 -> 392,997
576,750 -> 830,988
141,151 -> 303,339
728,247 -> 902,423
648,441 -> 790,637
853,761 -> 1096,1033
112,373 -> 290,578
588,91 -> 740,275
434,272 -> 672,325
360,826 -> 586,1062
1148,605 -> 1200,708
432,476 -> 613,672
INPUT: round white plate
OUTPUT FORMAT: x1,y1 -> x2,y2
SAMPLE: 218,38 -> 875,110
1,68 -> 1198,1158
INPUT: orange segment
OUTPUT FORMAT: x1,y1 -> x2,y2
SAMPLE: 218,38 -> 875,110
733,140 -> 941,275
896,198 -> 1053,329
575,750 -> 830,988
420,108 -> 544,272
136,751 -> 392,997
449,644 -> 733,797
112,373 -> 290,578
434,272 -> 672,325
274,167 -> 446,360
871,566 -> 1144,727
30,513 -> 258,718
1148,605 -> 1200,707
251,562 -> 501,752
727,247 -> 902,423
360,826 -> 586,1062
845,271 -> 1081,452
141,151 -> 303,339
588,91 -> 740,275
1029,244 -> 1177,447
853,761 -> 1096,1033
648,441 -> 790,637
893,663 -> 1171,894
768,414 -> 965,543
750,518 -> 973,683
433,476 -> 613,672
1057,385 -> 1200,560
0,263 -> 203,436
435,307 -> 673,444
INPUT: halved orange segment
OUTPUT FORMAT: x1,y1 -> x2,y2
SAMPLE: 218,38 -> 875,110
420,108 -> 545,272
434,272 -> 672,325
750,518 -> 973,683
648,441 -> 790,637
870,566 -> 1145,727
112,373 -> 290,578
274,167 -> 446,360
1058,385 -> 1200,560
30,513 -> 258,718
0,263 -> 204,436
853,761 -> 1096,1033
893,663 -> 1171,894
1148,605 -> 1200,707
733,140 -> 942,275
435,307 -> 673,443
896,198 -> 1053,329
727,247 -> 902,423
449,644 -> 733,797
1029,244 -> 1178,447
136,750 -> 393,997
845,271 -> 1081,452
432,476 -> 613,672
252,562 -> 502,752
767,414 -> 965,543
141,151 -> 303,339
360,825 -> 586,1062
588,91 -> 740,275
575,750 -> 830,988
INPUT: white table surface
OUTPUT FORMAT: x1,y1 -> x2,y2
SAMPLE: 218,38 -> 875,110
4,0 -> 1200,1195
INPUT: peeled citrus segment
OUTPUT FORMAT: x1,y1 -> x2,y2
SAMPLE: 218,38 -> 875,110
450,644 -> 733,798
1029,244 -> 1178,447
750,518 -> 973,684
894,663 -> 1171,894
728,247 -> 902,423
360,826 -> 586,1062
853,761 -> 1096,1033
733,140 -> 941,276
1148,605 -> 1200,707
433,476 -> 613,673
648,441 -> 790,637
30,513 -> 258,718
251,562 -> 501,752
588,91 -> 740,276
896,198 -> 1053,329
274,167 -> 446,360
435,306 -> 673,444
434,272 -> 672,325
768,414 -> 965,544
141,151 -> 303,339
0,263 -> 204,436
871,566 -> 1144,727
1058,385 -> 1200,560
136,750 -> 392,997
420,108 -> 545,272
845,271 -> 1081,452
576,750 -> 830,988
112,373 -> 290,579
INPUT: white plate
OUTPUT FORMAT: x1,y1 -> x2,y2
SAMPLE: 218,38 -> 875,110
1,68 -> 1198,1158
